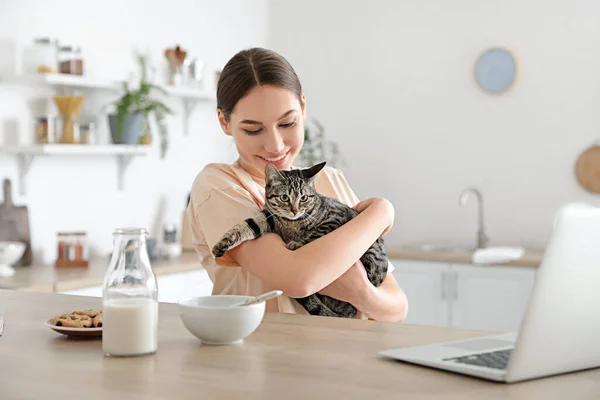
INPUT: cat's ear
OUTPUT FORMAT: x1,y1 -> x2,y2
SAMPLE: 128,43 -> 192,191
265,163 -> 283,183
301,161 -> 327,180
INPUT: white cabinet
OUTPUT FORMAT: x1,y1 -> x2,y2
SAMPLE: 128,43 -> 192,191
59,269 -> 213,303
389,260 -> 449,327
450,264 -> 536,333
390,259 -> 537,333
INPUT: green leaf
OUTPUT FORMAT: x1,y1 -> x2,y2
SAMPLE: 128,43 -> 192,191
106,53 -> 174,156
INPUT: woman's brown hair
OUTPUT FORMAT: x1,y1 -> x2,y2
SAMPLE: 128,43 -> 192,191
217,48 -> 302,121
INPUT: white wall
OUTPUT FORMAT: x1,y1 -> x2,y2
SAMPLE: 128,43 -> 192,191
269,0 -> 600,251
0,0 -> 268,263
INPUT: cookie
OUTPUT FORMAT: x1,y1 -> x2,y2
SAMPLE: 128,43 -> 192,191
73,309 -> 102,318
53,313 -> 92,328
92,312 -> 103,328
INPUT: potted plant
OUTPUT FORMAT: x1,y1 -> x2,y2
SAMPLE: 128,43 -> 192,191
297,117 -> 344,168
108,54 -> 173,158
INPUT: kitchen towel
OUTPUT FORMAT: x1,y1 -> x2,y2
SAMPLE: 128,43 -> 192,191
472,246 -> 525,265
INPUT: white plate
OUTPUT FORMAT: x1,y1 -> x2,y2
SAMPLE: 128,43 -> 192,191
45,318 -> 102,338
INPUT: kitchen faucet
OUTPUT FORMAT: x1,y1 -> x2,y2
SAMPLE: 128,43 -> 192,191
459,187 -> 489,249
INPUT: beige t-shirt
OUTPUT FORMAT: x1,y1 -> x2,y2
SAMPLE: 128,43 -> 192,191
187,159 -> 386,316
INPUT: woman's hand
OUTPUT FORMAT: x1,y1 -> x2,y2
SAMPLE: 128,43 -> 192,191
353,198 -> 395,236
318,261 -> 371,306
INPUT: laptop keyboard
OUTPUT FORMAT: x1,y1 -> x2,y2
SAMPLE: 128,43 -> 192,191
443,349 -> 512,370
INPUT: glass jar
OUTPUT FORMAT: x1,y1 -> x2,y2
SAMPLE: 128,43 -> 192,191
102,228 -> 158,357
57,116 -> 80,144
79,122 -> 96,144
55,231 -> 89,267
58,45 -> 84,75
34,115 -> 57,144
22,37 -> 58,75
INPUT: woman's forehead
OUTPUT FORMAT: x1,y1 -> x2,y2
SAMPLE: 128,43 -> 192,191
232,85 -> 301,123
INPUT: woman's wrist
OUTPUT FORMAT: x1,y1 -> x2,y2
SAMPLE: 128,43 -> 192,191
352,281 -> 379,316
353,279 -> 408,322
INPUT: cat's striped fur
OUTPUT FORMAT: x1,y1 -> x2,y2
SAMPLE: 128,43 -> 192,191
212,162 -> 388,318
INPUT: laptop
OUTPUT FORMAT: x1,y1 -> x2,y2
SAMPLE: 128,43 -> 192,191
380,202 -> 600,383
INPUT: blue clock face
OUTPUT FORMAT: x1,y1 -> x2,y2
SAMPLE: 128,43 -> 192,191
474,48 -> 517,93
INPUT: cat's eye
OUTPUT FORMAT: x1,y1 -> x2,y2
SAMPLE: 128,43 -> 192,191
300,195 -> 309,202
280,194 -> 290,202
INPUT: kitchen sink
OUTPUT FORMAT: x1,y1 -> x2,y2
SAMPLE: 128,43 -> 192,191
400,243 -> 475,254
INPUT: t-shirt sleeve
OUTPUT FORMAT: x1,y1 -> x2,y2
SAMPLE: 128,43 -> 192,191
194,186 -> 262,267
329,167 -> 361,207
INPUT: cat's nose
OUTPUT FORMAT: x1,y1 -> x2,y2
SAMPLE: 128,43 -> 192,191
291,205 -> 299,214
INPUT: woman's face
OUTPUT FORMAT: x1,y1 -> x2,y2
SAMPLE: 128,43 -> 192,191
218,85 -> 306,176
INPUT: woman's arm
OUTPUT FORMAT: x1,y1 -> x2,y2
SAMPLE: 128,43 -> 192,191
228,198 -> 394,298
318,262 -> 409,322
357,273 -> 409,322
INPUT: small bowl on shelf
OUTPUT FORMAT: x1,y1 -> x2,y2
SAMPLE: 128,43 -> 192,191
0,241 -> 26,277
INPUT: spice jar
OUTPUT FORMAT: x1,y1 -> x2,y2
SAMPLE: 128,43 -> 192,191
80,122 -> 96,144
58,45 -> 84,75
55,231 -> 89,268
34,115 -> 57,144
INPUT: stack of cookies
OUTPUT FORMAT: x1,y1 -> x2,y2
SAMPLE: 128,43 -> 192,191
52,309 -> 103,328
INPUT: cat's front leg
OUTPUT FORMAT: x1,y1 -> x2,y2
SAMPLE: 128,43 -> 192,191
212,211 -> 274,258
286,240 -> 304,251
212,223 -> 255,258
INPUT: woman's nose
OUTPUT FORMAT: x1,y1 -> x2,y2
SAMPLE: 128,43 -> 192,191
263,130 -> 285,154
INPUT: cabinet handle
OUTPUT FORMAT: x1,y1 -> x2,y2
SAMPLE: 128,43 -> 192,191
441,270 -> 447,300
452,271 -> 458,300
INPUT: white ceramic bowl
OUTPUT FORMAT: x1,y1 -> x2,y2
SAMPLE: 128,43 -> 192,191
179,295 -> 266,345
0,241 -> 26,277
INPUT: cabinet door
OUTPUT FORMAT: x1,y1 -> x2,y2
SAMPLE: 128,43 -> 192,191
389,259 -> 450,327
450,264 -> 536,333
156,270 -> 213,303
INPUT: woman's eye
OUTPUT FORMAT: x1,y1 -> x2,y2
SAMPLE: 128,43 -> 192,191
280,120 -> 296,128
243,128 -> 262,135
280,194 -> 289,202
300,195 -> 308,202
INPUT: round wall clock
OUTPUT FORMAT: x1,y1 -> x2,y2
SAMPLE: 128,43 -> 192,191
474,47 -> 518,94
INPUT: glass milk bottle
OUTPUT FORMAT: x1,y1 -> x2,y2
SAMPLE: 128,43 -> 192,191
102,228 -> 158,357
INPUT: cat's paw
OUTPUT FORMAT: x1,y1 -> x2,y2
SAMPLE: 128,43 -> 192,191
286,241 -> 304,251
212,231 -> 241,258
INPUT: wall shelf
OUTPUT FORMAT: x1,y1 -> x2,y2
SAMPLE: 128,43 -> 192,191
0,73 -> 216,135
1,73 -> 121,91
0,144 -> 151,195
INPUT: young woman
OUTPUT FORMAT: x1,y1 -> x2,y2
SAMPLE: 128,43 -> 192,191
187,48 -> 408,322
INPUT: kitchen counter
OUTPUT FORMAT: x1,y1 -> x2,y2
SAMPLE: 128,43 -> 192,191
387,247 -> 544,268
1,245 -> 543,295
0,289 -> 598,399
0,251 -> 202,292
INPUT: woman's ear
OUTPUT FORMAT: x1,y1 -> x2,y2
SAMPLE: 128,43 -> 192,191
300,93 -> 307,120
217,109 -> 232,136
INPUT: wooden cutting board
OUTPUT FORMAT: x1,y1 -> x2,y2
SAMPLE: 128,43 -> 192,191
0,178 -> 32,266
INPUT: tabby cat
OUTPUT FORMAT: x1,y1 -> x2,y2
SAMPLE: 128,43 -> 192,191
212,162 -> 388,318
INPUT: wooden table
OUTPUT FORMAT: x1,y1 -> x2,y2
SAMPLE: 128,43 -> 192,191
1,290 -> 598,399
